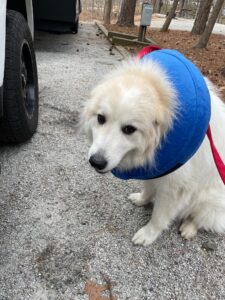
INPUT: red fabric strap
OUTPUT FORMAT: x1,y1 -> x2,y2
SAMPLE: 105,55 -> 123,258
136,45 -> 162,59
207,126 -> 225,184
137,46 -> 225,184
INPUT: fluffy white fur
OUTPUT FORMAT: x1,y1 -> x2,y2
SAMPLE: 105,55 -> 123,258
83,59 -> 225,246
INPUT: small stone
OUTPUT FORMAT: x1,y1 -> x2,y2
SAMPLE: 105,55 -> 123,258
201,241 -> 217,251
46,213 -> 52,218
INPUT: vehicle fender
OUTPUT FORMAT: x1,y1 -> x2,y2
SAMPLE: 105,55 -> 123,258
0,0 -> 6,117
0,0 -> 7,88
25,0 -> 34,38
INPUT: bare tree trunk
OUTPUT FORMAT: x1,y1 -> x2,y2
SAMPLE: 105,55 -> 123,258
178,0 -> 185,17
154,0 -> 164,13
103,0 -> 113,24
116,0 -> 137,26
152,0 -> 157,12
191,0 -> 213,35
91,0 -> 94,20
161,0 -> 180,32
164,0 -> 169,14
195,0 -> 225,48
218,1 -> 225,22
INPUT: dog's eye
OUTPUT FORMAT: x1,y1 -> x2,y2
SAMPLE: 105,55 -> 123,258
97,114 -> 106,125
122,125 -> 137,135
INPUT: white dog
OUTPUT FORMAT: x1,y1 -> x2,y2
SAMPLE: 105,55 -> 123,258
83,58 -> 225,246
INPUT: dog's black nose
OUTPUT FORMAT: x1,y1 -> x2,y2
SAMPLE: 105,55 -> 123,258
89,154 -> 107,170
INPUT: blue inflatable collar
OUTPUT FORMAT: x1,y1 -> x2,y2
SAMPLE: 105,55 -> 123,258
111,49 -> 211,180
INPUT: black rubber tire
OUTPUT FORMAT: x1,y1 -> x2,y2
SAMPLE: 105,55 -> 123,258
0,10 -> 39,143
71,17 -> 79,34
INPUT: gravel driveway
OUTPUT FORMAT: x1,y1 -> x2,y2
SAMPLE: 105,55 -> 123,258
0,23 -> 225,300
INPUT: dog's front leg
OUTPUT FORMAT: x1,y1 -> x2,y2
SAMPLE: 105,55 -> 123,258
129,180 -> 156,206
132,188 -> 180,246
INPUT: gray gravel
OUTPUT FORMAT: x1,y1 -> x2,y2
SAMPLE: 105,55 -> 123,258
0,22 -> 225,300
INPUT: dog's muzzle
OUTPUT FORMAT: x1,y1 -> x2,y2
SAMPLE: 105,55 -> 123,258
89,154 -> 107,172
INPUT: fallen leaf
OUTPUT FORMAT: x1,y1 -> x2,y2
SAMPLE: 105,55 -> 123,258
84,280 -> 116,300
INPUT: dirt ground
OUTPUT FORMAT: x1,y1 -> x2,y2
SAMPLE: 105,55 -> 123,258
1,23 -> 225,300
105,24 -> 225,101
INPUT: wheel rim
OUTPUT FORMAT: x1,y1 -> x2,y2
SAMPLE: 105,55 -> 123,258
21,41 -> 35,118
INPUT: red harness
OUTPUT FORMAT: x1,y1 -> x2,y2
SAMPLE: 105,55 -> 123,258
137,45 -> 225,184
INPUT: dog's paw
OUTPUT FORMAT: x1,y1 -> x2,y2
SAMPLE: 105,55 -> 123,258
132,225 -> 158,246
128,193 -> 148,207
179,220 -> 197,240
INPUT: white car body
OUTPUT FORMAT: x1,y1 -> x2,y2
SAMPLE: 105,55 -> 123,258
0,0 -> 34,88
0,0 -> 7,88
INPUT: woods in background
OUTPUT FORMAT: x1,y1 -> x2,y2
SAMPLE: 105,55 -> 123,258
192,0 -> 213,34
81,0 -> 225,48
116,0 -> 137,26
195,0 -> 225,47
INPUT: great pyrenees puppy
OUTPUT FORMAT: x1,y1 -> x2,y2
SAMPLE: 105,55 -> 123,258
83,57 -> 225,246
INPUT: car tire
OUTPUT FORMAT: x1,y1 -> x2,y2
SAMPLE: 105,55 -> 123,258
71,17 -> 79,34
0,10 -> 39,143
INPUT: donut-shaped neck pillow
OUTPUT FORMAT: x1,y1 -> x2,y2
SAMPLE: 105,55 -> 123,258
112,49 -> 211,180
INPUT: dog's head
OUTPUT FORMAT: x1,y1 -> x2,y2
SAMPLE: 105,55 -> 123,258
83,60 -> 177,174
